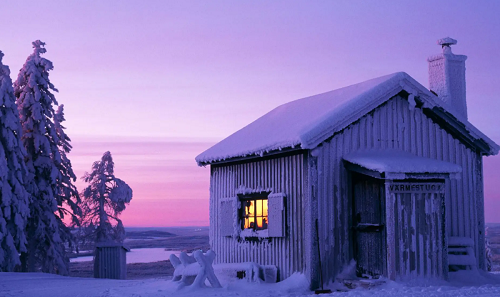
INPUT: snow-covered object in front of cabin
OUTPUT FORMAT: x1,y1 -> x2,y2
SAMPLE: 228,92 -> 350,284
344,149 -> 462,178
14,40 -> 68,274
170,250 -> 221,289
196,71 -> 498,165
191,250 -> 221,288
213,262 -> 279,283
0,50 -> 30,272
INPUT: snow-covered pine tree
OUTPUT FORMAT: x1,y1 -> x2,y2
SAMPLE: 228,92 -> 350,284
0,50 -> 30,272
81,151 -> 132,243
53,105 -> 81,249
15,40 -> 77,274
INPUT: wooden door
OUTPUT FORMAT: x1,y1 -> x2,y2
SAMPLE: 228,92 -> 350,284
352,174 -> 385,278
386,182 -> 446,279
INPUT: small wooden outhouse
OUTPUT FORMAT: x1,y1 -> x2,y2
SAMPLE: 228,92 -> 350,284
196,38 -> 499,288
94,242 -> 130,279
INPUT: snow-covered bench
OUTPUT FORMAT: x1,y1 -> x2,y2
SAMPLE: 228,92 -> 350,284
170,251 -> 278,287
213,262 -> 276,283
170,250 -> 221,288
448,236 -> 477,271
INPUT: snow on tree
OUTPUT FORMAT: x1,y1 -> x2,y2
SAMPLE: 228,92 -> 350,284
0,50 -> 30,272
81,151 -> 132,244
14,40 -> 79,274
53,104 -> 81,248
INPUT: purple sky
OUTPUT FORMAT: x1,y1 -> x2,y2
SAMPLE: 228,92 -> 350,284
1,1 -> 499,225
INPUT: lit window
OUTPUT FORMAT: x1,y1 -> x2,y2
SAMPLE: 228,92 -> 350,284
240,194 -> 268,231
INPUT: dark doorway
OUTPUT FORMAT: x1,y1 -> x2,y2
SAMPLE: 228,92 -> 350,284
352,173 -> 385,278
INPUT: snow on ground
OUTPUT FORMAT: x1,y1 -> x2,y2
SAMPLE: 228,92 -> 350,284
2,270 -> 500,297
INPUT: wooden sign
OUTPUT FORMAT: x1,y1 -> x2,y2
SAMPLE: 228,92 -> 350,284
388,182 -> 444,193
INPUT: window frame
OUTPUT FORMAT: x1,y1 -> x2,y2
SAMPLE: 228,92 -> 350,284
238,192 -> 270,232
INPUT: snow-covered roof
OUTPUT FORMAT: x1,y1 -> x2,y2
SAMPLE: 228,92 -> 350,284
343,149 -> 462,179
196,72 -> 499,165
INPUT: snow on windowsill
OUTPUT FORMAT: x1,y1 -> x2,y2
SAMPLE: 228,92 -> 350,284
239,228 -> 269,239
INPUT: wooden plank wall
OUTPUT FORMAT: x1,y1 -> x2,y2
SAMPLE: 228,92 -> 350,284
390,192 -> 445,278
94,247 -> 127,279
314,95 -> 484,283
210,153 -> 307,281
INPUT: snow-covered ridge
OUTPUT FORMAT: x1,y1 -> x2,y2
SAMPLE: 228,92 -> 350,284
196,72 -> 498,165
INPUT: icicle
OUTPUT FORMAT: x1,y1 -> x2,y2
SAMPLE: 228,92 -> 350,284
408,93 -> 416,111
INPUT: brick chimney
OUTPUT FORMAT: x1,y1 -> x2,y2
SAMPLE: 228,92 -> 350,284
428,37 -> 468,119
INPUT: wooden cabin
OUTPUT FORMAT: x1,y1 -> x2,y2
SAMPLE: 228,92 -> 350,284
196,38 -> 499,289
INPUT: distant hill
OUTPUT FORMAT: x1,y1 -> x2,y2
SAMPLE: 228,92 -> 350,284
125,230 -> 176,239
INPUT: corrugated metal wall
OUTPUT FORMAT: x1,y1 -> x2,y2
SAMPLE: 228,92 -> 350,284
210,153 -> 307,281
94,247 -> 127,279
313,95 -> 484,283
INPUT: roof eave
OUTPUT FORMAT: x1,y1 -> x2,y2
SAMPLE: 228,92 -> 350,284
197,146 -> 306,166
305,73 -> 500,156
344,161 -> 458,180
416,99 -> 500,156
400,76 -> 499,156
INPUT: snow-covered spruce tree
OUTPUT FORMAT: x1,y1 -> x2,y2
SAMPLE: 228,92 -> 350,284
81,151 -> 132,244
53,105 -> 81,247
15,41 -> 79,274
0,51 -> 30,272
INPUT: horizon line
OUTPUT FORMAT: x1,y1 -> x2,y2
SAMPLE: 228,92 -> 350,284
70,135 -> 222,143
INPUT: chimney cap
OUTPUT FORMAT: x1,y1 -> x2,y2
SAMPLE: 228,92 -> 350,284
437,37 -> 457,48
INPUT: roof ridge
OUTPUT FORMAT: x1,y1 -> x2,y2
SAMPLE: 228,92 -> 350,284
196,72 -> 498,165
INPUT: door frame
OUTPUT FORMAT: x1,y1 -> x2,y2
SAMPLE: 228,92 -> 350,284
350,172 -> 388,278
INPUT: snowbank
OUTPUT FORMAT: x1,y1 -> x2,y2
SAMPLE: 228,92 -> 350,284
2,270 -> 500,297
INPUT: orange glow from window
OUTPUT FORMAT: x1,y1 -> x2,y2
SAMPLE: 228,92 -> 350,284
243,198 -> 268,230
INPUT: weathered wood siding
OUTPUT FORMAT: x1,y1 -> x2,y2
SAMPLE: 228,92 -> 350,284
312,94 -> 484,283
210,153 -> 307,281
386,190 -> 446,279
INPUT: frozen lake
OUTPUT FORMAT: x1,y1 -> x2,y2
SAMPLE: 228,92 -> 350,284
70,248 -> 181,264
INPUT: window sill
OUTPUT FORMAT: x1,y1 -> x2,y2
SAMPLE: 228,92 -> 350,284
239,228 -> 269,240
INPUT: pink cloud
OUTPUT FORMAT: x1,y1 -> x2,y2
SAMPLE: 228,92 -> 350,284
70,137 -> 214,227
